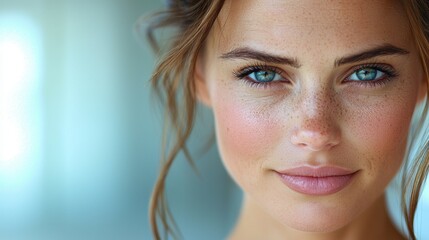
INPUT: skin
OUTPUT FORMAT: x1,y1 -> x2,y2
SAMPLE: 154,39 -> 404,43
195,0 -> 426,239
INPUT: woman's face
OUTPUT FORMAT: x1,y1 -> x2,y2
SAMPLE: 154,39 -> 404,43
197,0 -> 425,232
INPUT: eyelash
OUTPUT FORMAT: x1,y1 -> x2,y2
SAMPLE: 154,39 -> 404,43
345,63 -> 398,88
233,63 -> 287,88
233,63 -> 399,89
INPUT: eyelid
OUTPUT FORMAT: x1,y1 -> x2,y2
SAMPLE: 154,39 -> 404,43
341,63 -> 399,88
343,63 -> 398,81
233,63 -> 288,80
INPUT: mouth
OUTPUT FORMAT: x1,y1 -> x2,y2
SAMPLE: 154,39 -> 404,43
276,166 -> 359,196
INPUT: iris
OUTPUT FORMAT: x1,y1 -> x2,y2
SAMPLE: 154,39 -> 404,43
253,70 -> 276,82
355,68 -> 377,81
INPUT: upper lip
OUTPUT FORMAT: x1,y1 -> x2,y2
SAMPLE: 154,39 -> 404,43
276,166 -> 357,177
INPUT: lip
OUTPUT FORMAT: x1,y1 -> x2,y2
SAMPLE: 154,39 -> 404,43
276,166 -> 359,196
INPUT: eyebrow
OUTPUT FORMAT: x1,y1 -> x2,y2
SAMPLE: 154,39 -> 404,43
334,44 -> 409,66
220,44 -> 409,68
220,47 -> 301,68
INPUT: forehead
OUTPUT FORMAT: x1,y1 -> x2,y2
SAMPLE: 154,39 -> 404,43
211,0 -> 411,55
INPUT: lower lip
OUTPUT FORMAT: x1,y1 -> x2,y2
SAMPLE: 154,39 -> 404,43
278,172 -> 357,196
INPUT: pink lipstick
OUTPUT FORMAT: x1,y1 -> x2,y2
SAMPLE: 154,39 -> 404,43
277,166 -> 358,195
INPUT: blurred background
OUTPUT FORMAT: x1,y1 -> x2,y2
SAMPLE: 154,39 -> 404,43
0,0 -> 428,240
0,0 -> 241,239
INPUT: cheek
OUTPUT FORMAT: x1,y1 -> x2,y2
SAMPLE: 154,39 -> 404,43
212,96 -> 282,185
354,104 -> 410,152
347,92 -> 417,179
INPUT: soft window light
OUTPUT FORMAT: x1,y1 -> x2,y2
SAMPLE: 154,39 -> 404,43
0,40 -> 29,167
0,13 -> 43,233
0,14 -> 37,170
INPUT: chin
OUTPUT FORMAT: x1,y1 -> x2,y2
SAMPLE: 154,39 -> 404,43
287,218 -> 349,233
278,205 -> 358,233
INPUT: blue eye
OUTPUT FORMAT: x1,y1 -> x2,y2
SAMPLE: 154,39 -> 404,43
348,67 -> 385,81
234,65 -> 286,85
233,65 -> 288,89
248,69 -> 283,82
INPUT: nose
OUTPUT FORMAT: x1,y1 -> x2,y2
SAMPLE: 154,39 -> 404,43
291,122 -> 340,151
290,90 -> 341,152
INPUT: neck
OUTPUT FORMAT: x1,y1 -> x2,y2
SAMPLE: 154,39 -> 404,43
228,194 -> 405,240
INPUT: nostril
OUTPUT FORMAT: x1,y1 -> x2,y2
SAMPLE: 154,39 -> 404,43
297,143 -> 307,148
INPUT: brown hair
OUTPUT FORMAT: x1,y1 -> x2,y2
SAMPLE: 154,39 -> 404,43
145,1 -> 225,239
144,0 -> 429,239
401,1 -> 429,239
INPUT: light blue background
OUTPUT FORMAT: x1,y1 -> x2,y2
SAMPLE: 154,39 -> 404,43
0,1 -> 427,239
